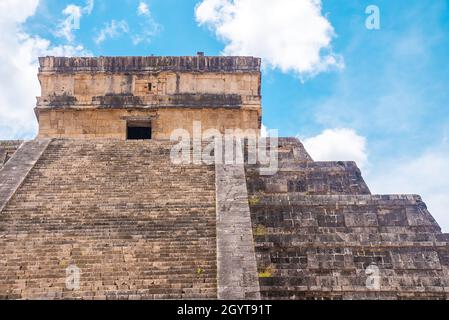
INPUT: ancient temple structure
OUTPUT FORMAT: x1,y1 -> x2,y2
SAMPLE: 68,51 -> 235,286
35,55 -> 261,139
0,55 -> 448,300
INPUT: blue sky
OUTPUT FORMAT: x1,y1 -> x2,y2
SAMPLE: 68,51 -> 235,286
1,0 -> 449,230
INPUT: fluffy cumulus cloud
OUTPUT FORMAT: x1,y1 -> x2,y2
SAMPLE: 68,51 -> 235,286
56,0 -> 95,42
302,128 -> 368,169
368,149 -> 449,232
0,0 -> 89,139
94,20 -> 130,45
195,0 -> 343,77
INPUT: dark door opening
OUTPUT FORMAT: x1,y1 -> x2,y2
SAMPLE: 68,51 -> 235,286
127,122 -> 152,140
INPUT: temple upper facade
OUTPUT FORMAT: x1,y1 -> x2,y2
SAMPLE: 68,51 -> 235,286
36,55 -> 262,140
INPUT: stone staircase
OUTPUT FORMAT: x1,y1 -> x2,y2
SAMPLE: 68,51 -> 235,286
245,138 -> 449,300
1,136 -> 448,300
0,139 -> 217,300
0,139 -> 51,213
0,141 -> 23,169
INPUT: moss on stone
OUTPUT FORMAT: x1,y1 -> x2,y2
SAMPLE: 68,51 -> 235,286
253,225 -> 268,236
258,266 -> 274,278
249,196 -> 260,206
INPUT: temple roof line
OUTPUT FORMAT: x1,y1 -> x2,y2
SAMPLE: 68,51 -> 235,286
38,56 -> 262,74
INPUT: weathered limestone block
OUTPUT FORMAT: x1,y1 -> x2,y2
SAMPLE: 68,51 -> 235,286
344,211 -> 379,227
390,249 -> 442,270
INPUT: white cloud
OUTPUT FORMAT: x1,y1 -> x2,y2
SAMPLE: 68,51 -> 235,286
367,149 -> 449,232
195,0 -> 343,77
94,20 -> 130,45
56,0 -> 95,42
133,2 -> 161,45
92,2 -> 160,46
138,2 -> 150,16
302,128 -> 368,169
84,0 -> 94,15
0,0 -> 90,140
0,0 -> 40,25
56,5 -> 82,42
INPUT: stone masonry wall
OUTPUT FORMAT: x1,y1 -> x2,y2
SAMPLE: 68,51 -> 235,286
37,108 -> 260,140
36,56 -> 262,140
245,138 -> 449,300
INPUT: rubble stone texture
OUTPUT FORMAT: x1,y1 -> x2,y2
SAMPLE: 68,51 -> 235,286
0,55 -> 448,300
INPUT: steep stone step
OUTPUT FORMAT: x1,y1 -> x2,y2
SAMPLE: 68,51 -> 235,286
251,194 -> 440,230
0,139 -> 217,300
246,191 -> 449,299
246,161 -> 370,195
0,139 -> 51,213
0,141 -> 23,169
